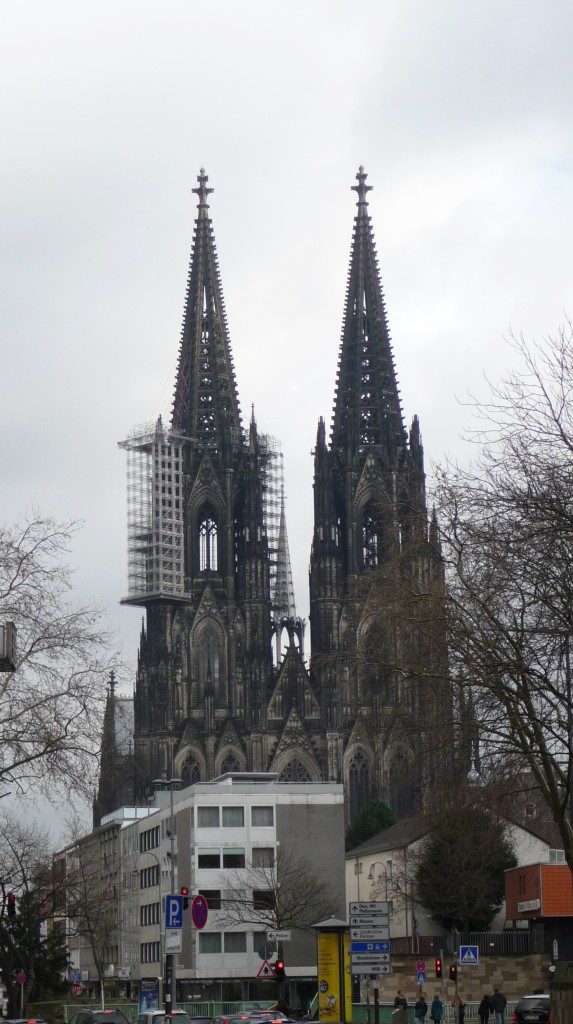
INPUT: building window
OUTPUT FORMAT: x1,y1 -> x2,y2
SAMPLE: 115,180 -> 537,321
252,847 -> 274,869
139,864 -> 160,889
224,932 -> 247,953
198,806 -> 220,828
222,848 -> 246,869
253,890 -> 275,910
348,750 -> 370,824
362,509 -> 378,568
140,941 -> 160,963
220,754 -> 241,774
198,931 -> 222,954
199,515 -> 218,572
278,757 -> 312,782
222,806 -> 244,828
182,757 -> 201,786
549,849 -> 566,863
198,889 -> 221,910
197,850 -> 221,869
198,630 -> 221,698
251,806 -> 274,827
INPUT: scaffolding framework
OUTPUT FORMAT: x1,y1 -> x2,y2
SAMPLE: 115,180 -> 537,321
119,418 -> 186,602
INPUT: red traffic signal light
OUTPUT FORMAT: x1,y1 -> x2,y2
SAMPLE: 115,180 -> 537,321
180,886 -> 189,910
434,957 -> 442,979
449,964 -> 457,982
274,959 -> 285,980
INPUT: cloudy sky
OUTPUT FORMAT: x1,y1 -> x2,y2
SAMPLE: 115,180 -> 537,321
3,0 -> 573,698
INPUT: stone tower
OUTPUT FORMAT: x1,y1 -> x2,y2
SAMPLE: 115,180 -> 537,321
104,166 -> 453,823
309,167 -> 452,822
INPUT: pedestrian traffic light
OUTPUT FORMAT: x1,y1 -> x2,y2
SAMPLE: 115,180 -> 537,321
7,894 -> 16,918
180,886 -> 189,910
274,960 -> 285,980
434,957 -> 442,979
449,964 -> 457,982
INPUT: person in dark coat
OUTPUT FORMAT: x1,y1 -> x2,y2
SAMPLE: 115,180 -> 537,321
394,990 -> 407,1009
430,993 -> 444,1022
414,994 -> 428,1020
478,993 -> 492,1023
491,988 -> 507,1023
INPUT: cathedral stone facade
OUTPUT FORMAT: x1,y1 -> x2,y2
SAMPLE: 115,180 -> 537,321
96,166 -> 453,826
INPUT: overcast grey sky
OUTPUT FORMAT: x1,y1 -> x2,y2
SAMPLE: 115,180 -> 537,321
3,0 -> 573,705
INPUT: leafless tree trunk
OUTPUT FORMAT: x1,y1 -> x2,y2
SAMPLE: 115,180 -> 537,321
0,512 -> 114,797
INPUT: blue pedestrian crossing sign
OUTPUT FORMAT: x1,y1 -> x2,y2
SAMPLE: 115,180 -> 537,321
459,945 -> 479,965
416,971 -> 426,984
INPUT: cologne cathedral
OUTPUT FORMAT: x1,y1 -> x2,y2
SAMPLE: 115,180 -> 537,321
94,167 -> 453,827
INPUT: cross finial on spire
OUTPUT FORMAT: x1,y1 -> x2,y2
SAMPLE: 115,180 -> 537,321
351,164 -> 372,207
192,167 -> 214,212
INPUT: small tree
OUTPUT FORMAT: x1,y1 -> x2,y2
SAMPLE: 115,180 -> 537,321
0,816 -> 68,1016
222,845 -> 336,933
415,796 -> 516,931
345,801 -> 396,851
0,512 -> 113,797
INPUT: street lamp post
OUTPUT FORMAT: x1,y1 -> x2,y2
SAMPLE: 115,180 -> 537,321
153,777 -> 182,1014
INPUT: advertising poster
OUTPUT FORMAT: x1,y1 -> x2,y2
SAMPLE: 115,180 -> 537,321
139,978 -> 159,1011
317,931 -> 341,1021
343,931 -> 352,1022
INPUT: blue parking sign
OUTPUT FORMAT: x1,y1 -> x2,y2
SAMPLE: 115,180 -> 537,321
165,894 -> 183,929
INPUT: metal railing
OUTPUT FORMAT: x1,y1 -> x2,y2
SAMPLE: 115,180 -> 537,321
390,928 -> 543,956
63,1002 -> 275,1022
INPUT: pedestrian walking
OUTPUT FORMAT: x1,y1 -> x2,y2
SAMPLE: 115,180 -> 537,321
452,993 -> 465,1024
414,994 -> 428,1020
394,990 -> 407,1009
430,993 -> 444,1023
491,988 -> 507,1023
478,993 -> 492,1023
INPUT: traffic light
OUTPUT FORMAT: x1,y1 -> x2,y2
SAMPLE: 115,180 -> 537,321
7,894 -> 16,918
434,957 -> 442,979
274,959 -> 286,981
449,964 -> 457,983
180,886 -> 189,910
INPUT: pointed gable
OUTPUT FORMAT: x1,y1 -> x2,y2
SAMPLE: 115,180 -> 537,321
267,646 -> 320,721
189,451 -> 226,511
270,706 -> 321,780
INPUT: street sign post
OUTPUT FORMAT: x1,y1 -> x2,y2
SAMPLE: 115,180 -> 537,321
165,894 -> 183,930
348,902 -> 391,977
191,894 -> 209,930
266,929 -> 291,941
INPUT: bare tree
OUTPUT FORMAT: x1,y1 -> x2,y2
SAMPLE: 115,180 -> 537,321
62,823 -> 121,1008
434,323 -> 573,869
0,512 -> 113,797
221,845 -> 336,932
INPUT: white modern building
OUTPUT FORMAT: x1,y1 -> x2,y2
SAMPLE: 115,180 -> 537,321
57,773 -> 345,1010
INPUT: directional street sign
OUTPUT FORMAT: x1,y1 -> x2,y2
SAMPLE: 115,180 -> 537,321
349,950 -> 388,958
349,901 -> 389,914
350,920 -> 390,934
347,921 -> 386,929
266,929 -> 291,941
351,963 -> 391,975
351,928 -> 390,941
350,942 -> 390,954
459,945 -> 479,965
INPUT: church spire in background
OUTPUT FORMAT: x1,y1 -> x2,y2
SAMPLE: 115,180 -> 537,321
171,168 -> 242,443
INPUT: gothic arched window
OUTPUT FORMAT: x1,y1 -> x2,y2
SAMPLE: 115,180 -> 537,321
278,758 -> 312,783
362,509 -> 378,568
199,514 -> 218,571
220,753 -> 241,774
348,750 -> 370,823
181,757 -> 201,786
198,629 -> 220,698
388,752 -> 416,818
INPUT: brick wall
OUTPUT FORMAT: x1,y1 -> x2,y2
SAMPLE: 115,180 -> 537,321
360,953 -> 549,1004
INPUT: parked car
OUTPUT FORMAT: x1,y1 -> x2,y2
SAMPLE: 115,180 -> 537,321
511,994 -> 551,1023
68,1011 -> 130,1024
137,1013 -> 195,1024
